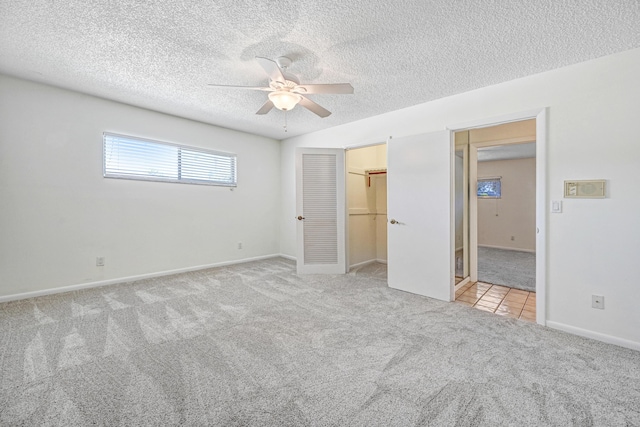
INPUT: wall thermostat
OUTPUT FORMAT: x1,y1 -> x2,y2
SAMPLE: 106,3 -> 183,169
564,180 -> 606,198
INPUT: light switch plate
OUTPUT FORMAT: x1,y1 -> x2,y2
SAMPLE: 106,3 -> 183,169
551,200 -> 562,213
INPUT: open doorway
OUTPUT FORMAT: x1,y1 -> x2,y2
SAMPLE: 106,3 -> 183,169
345,144 -> 387,276
453,119 -> 538,322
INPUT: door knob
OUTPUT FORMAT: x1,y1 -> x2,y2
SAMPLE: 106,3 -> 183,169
297,216 -> 305,221
390,219 -> 398,224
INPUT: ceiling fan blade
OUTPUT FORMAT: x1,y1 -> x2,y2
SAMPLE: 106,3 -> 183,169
255,57 -> 286,84
208,84 -> 272,91
256,100 -> 274,115
298,96 -> 331,118
293,83 -> 354,94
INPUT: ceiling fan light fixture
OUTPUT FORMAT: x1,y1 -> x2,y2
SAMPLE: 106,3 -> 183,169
268,90 -> 302,111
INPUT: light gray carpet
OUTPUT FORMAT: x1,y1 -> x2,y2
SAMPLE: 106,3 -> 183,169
1,258 -> 639,426
478,246 -> 536,292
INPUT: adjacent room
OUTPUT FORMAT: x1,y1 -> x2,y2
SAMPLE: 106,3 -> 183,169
1,1 -> 640,425
453,121 -> 537,321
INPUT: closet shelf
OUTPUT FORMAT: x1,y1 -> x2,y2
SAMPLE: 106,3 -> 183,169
365,168 -> 387,175
365,168 -> 387,186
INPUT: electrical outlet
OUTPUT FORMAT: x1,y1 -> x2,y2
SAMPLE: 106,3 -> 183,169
592,295 -> 604,309
237,242 -> 243,250
96,257 -> 105,267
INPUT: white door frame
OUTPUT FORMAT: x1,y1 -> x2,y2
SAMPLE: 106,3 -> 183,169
454,136 -> 470,284
448,108 -> 547,326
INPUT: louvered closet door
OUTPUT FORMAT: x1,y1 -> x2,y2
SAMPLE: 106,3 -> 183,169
296,148 -> 346,274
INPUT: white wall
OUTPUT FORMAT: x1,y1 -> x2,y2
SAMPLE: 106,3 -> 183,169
0,75 -> 281,298
280,48 -> 640,347
478,158 -> 536,251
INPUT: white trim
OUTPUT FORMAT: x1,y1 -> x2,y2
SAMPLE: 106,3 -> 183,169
349,259 -> 378,269
449,130 -> 456,301
547,321 -> 640,352
454,277 -> 471,291
478,244 -> 536,253
447,109 -> 545,131
469,145 -> 478,282
279,253 -> 296,261
534,109 -> 547,326
349,258 -> 388,269
344,139 -> 386,150
0,254 -> 282,303
462,142 -> 469,279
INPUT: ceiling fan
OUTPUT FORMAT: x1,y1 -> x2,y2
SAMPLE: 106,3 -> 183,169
208,56 -> 354,118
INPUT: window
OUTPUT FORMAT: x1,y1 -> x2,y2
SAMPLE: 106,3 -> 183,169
103,133 -> 236,187
477,177 -> 501,198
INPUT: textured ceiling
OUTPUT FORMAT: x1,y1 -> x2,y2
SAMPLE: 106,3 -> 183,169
1,1 -> 639,140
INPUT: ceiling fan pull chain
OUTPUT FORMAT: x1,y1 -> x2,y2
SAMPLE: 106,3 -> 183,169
284,110 -> 288,133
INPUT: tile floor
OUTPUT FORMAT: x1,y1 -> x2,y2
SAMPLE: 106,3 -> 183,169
455,282 -> 536,322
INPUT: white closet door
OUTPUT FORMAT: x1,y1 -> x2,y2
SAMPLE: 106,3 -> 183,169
295,148 -> 346,274
387,131 -> 453,301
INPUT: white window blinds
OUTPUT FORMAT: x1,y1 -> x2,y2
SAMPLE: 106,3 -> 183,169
103,133 -> 237,187
477,177 -> 501,198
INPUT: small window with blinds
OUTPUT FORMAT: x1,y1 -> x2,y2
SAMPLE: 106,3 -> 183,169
477,177 -> 501,198
103,133 -> 237,187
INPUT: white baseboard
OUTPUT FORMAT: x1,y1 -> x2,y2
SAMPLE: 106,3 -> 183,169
454,277 -> 471,291
281,255 -> 386,269
349,258 -> 388,269
0,254 -> 283,304
278,253 -> 296,261
546,321 -> 640,352
349,259 -> 377,269
478,244 -> 536,253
